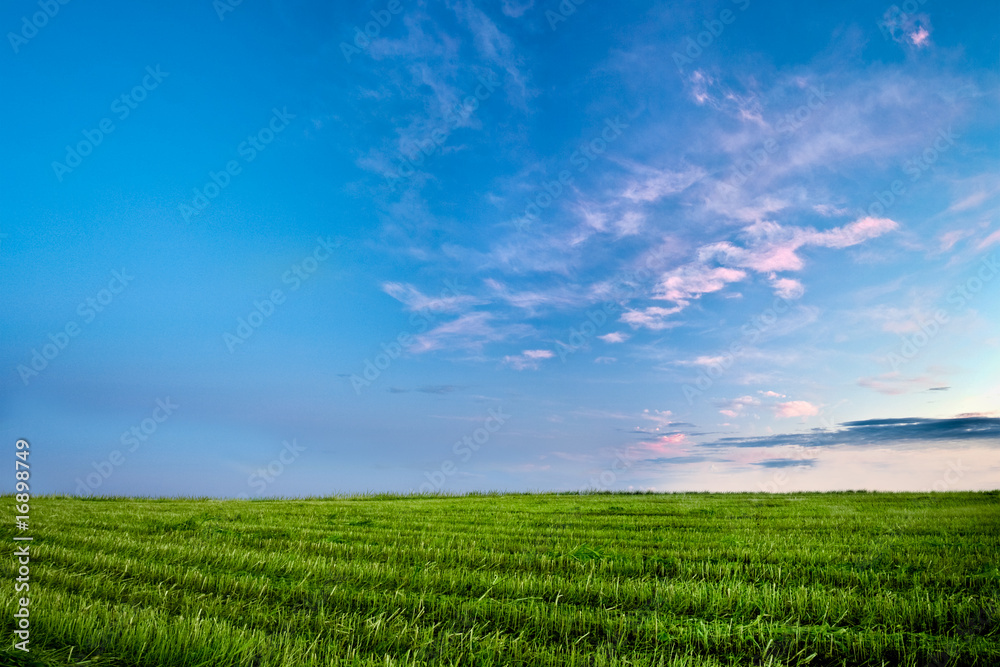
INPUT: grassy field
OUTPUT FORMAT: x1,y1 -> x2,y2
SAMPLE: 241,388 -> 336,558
1,492 -> 997,666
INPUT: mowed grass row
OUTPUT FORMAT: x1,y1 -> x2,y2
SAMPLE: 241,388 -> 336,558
1,492 -> 997,666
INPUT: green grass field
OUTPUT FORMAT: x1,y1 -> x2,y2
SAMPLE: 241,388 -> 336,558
2,492 -> 997,666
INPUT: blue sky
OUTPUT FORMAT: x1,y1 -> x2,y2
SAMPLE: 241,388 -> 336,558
2,0 -> 998,497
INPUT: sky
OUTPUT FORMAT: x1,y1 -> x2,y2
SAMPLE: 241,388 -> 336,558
1,0 -> 998,497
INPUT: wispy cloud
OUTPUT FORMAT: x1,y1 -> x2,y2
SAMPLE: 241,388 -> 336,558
382,282 -> 483,312
701,217 -> 899,274
880,6 -> 933,49
620,306 -> 685,331
718,395 -> 760,418
857,372 -> 936,396
977,228 -> 1000,251
619,163 -> 706,203
503,348 -> 554,370
412,312 -> 532,353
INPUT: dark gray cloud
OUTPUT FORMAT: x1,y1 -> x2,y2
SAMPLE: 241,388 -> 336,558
417,385 -> 464,394
387,385 -> 465,394
754,458 -> 817,468
700,416 -> 1000,449
647,455 -> 721,465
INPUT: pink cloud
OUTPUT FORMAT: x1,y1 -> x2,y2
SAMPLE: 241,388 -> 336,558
637,433 -> 688,456
880,8 -> 933,50
810,217 -> 899,249
857,373 -> 933,395
938,228 -> 975,253
657,266 -> 747,302
774,401 -> 819,418
977,229 -> 1000,251
705,244 -> 794,272
700,217 -> 898,280
623,217 -> 898,331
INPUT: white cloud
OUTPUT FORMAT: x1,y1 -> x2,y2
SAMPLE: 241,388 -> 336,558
771,277 -> 805,300
675,355 -> 728,367
503,348 -> 554,370
621,306 -> 685,330
598,332 -> 630,343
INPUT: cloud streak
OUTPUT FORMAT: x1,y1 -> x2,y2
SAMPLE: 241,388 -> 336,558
701,417 -> 1000,449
